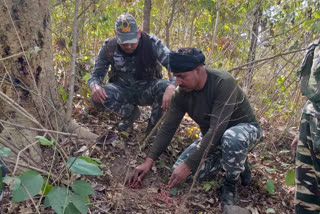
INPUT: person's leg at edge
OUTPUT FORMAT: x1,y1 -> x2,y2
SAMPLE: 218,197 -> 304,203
295,112 -> 320,214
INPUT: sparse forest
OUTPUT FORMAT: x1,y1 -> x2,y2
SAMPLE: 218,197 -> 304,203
0,0 -> 319,213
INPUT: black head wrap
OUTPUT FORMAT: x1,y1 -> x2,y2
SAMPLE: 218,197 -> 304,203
169,48 -> 205,73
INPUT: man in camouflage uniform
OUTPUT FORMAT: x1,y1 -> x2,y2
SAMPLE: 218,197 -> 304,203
127,48 -> 263,210
88,13 -> 175,132
293,38 -> 320,214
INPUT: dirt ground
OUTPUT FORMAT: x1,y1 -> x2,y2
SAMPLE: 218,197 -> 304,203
1,106 -> 295,213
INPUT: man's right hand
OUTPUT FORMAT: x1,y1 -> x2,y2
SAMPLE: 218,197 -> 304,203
90,84 -> 107,104
127,158 -> 153,188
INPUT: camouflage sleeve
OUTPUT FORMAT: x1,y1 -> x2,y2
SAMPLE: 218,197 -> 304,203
150,34 -> 176,85
299,40 -> 320,111
87,40 -> 111,88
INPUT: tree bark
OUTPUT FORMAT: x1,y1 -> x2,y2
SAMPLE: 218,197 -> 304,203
243,2 -> 262,94
0,0 -> 97,171
142,0 -> 151,33
66,0 -> 79,125
207,0 -> 220,65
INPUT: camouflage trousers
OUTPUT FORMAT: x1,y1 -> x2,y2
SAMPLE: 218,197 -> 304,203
173,123 -> 262,182
93,79 -> 170,127
295,111 -> 320,214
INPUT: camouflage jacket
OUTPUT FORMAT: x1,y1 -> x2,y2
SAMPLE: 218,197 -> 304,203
88,33 -> 172,88
297,39 -> 320,114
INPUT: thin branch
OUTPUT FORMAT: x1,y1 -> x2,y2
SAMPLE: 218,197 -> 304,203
66,0 -> 80,125
21,184 -> 41,214
0,52 -> 24,61
12,140 -> 39,176
227,48 -> 306,72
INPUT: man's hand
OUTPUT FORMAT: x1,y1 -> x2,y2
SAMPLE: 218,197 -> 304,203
127,158 -> 153,188
161,84 -> 175,111
291,134 -> 299,158
90,84 -> 107,104
168,162 -> 191,189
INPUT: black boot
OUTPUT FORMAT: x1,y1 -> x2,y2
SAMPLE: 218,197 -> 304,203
240,158 -> 251,186
221,178 -> 237,209
118,106 -> 140,131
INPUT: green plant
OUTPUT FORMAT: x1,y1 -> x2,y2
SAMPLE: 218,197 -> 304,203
1,136 -> 101,214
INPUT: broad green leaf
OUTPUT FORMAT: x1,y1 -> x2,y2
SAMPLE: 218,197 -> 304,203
79,157 -> 99,166
41,183 -> 54,195
285,169 -> 295,186
35,136 -> 53,146
64,202 -> 80,214
266,179 -> 275,195
67,157 -> 103,175
91,158 -> 102,164
12,170 -> 43,202
3,176 -> 21,191
266,208 -> 276,213
169,187 -> 178,196
72,180 -> 94,196
45,187 -> 69,214
0,147 -> 11,156
72,193 -> 88,214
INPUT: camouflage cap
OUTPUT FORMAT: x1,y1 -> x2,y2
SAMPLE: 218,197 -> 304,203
115,13 -> 139,44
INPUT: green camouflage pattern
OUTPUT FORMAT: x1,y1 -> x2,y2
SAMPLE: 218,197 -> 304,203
295,109 -> 320,213
88,33 -> 171,88
298,39 -> 320,111
295,38 -> 320,213
173,123 -> 262,181
92,79 -> 171,128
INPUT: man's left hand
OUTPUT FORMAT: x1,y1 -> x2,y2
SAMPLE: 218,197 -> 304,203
161,84 -> 175,111
168,162 -> 191,189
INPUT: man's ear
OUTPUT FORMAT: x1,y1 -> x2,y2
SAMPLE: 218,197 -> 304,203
138,28 -> 142,39
114,29 -> 117,36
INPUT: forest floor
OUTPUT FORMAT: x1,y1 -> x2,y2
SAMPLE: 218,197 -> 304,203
74,105 -> 296,214
2,105 -> 296,214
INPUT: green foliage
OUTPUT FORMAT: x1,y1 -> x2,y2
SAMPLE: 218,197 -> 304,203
36,136 -> 54,146
203,180 -> 221,192
285,169 -> 295,186
169,186 -> 178,196
58,87 -> 68,101
44,180 -> 94,214
42,183 -> 54,195
266,179 -> 275,195
72,180 -> 94,196
44,187 -> 69,213
67,157 -> 103,175
12,170 -> 44,202
0,147 -> 11,156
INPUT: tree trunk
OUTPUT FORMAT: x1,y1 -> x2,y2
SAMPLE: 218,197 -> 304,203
0,0 -> 97,171
243,3 -> 262,94
143,0 -> 151,33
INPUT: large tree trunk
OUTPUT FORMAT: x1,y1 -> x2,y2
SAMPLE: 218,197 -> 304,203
0,1 -> 96,171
